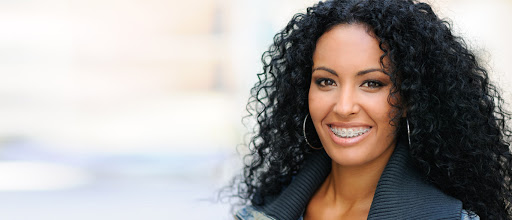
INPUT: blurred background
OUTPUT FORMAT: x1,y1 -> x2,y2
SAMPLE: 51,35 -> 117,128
0,0 -> 510,219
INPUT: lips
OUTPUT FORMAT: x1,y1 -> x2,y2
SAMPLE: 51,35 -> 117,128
329,126 -> 371,138
327,123 -> 373,146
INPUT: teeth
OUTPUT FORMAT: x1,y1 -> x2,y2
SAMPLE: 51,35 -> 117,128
330,126 -> 370,138
346,129 -> 351,137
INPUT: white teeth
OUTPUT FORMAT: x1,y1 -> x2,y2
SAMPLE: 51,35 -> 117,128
347,129 -> 353,137
330,126 -> 370,138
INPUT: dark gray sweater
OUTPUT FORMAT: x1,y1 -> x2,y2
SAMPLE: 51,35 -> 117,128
257,142 -> 463,220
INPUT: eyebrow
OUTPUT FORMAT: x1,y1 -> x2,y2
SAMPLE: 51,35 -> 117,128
312,66 -> 387,76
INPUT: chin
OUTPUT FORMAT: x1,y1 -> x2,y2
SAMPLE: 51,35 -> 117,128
323,140 -> 397,168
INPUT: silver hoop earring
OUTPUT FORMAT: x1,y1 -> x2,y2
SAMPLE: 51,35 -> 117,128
406,118 -> 412,147
303,114 -> 323,150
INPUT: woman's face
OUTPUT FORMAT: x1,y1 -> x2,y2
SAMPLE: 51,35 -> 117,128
308,24 -> 398,167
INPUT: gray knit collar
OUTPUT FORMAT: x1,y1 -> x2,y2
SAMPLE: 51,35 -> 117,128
258,142 -> 462,220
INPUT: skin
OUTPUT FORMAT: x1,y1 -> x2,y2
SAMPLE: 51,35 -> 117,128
305,23 -> 399,219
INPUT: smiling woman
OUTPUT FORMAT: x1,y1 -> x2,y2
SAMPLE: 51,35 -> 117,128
309,24 -> 397,169
304,25 -> 399,219
230,0 -> 512,220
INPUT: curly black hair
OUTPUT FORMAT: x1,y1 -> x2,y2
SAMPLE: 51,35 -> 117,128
232,0 -> 512,219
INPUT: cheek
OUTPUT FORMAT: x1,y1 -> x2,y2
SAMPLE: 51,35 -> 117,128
308,88 -> 334,120
366,94 -> 396,131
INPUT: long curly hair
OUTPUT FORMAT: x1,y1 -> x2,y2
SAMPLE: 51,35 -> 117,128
233,0 -> 512,219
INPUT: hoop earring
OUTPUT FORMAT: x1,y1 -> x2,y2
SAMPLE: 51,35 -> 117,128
406,118 -> 411,147
303,114 -> 323,150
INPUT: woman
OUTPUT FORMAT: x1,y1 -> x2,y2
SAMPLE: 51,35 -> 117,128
232,0 -> 512,219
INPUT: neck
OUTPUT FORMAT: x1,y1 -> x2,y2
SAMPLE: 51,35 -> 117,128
320,144 -> 396,206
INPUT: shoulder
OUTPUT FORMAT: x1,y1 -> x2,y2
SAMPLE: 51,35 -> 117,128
461,209 -> 480,220
234,206 -> 275,220
235,206 -> 479,220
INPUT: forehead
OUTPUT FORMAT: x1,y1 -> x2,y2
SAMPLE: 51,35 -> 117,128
313,24 -> 386,73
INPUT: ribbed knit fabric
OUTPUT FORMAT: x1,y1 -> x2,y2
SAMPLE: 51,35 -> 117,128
261,150 -> 331,220
367,143 -> 462,219
258,142 -> 462,220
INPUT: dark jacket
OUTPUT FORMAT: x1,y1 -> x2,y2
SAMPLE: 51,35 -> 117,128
235,142 -> 479,220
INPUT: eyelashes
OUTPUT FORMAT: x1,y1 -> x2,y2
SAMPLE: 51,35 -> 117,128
314,78 -> 386,89
315,78 -> 336,87
361,80 -> 385,88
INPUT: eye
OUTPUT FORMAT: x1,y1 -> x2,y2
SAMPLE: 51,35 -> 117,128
315,78 -> 336,87
361,80 -> 384,89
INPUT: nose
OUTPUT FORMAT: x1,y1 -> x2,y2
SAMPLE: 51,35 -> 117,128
333,87 -> 360,117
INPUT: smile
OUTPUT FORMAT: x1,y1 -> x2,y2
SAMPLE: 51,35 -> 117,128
329,126 -> 371,138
